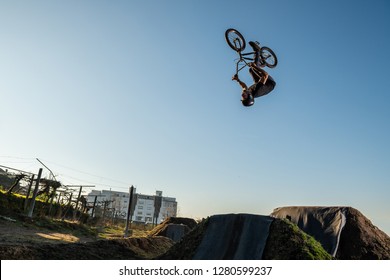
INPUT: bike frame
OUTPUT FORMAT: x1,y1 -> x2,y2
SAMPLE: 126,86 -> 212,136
235,51 -> 254,73
235,51 -> 265,81
234,41 -> 265,78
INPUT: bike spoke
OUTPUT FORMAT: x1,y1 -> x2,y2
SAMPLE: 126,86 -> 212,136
228,33 -> 244,50
229,36 -> 242,49
261,48 -> 276,67
234,39 -> 241,49
225,29 -> 246,52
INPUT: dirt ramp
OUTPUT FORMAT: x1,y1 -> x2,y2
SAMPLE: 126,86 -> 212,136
163,224 -> 190,242
337,207 -> 390,259
192,214 -> 274,259
271,206 -> 346,256
160,213 -> 331,260
271,206 -> 390,259
148,217 -> 197,242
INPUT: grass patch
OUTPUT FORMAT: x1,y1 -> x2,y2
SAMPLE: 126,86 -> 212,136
263,218 -> 333,260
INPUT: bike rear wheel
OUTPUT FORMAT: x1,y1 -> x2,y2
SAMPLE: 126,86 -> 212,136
260,46 -> 277,68
225,28 -> 246,52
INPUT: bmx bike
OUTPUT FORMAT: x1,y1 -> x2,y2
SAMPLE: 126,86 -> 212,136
225,28 -> 277,77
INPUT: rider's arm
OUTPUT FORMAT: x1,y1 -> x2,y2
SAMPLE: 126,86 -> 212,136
232,74 -> 248,90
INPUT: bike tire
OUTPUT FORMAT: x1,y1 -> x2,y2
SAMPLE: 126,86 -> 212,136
225,28 -> 246,52
260,46 -> 278,68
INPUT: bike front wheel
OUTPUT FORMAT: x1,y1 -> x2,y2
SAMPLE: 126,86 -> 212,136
225,28 -> 246,52
261,46 -> 278,68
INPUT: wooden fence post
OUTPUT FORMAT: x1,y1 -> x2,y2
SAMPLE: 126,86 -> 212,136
24,174 -> 35,212
27,168 -> 43,218
124,186 -> 134,237
91,195 -> 98,218
73,186 -> 82,220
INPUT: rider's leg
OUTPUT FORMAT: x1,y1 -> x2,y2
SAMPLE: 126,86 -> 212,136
250,67 -> 269,84
249,68 -> 261,83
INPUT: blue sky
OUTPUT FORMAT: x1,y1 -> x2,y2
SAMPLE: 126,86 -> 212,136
1,0 -> 389,235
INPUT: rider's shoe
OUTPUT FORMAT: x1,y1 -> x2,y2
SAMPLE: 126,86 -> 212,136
249,41 -> 262,66
249,41 -> 261,52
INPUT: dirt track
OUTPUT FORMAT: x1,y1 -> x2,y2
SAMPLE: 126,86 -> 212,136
0,218 -> 94,245
0,216 -> 173,260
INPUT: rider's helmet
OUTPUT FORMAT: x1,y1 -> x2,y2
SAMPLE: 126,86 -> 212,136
242,92 -> 254,107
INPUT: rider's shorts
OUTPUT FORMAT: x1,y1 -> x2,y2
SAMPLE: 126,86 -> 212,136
250,76 -> 276,98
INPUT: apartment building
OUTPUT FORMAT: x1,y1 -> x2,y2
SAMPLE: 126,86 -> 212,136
86,189 -> 177,224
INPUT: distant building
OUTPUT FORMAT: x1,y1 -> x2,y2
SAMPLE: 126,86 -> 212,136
86,189 -> 177,224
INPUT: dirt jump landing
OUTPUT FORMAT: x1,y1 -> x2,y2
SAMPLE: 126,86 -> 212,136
148,217 -> 197,242
271,206 -> 346,257
192,214 -> 273,260
271,206 -> 390,259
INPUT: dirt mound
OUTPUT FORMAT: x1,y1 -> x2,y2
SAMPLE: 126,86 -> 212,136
159,217 -> 210,259
192,214 -> 274,259
271,206 -> 390,260
0,236 -> 173,260
262,218 -> 332,260
148,217 -> 197,242
160,215 -> 332,260
337,207 -> 390,259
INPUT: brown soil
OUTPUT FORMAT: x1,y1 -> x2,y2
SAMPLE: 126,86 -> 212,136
0,215 -> 173,260
0,236 -> 173,260
0,217 -> 95,245
336,207 -> 390,259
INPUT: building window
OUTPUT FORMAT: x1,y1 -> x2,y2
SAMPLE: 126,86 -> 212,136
138,206 -> 143,209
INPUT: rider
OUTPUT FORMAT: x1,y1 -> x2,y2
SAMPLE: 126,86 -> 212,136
232,41 -> 276,107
